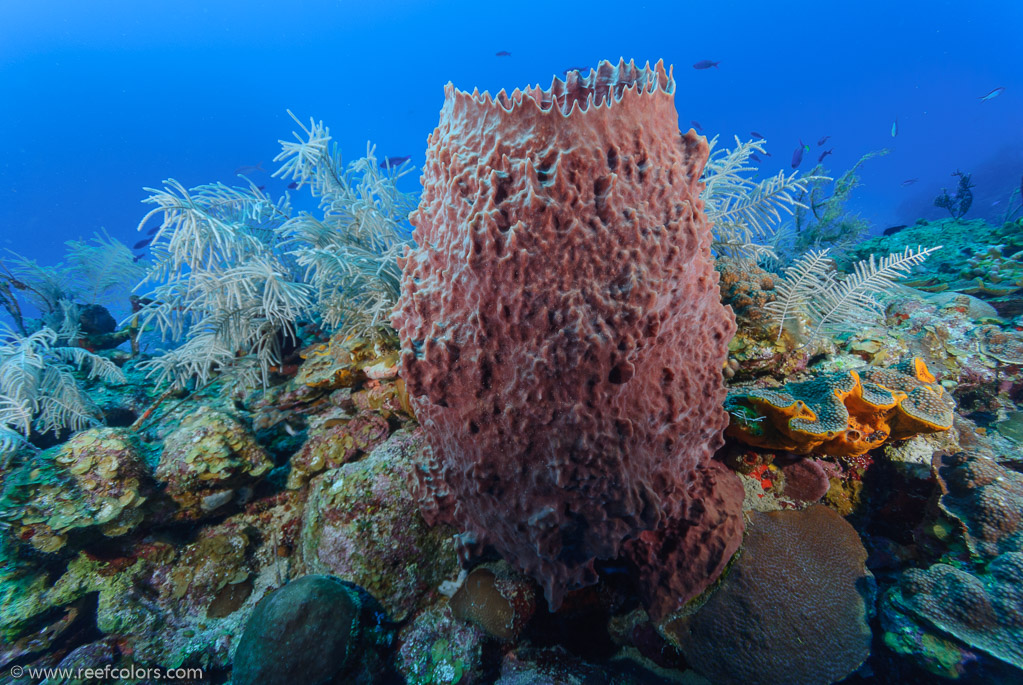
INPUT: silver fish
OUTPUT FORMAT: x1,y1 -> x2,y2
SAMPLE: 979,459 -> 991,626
979,87 -> 1005,102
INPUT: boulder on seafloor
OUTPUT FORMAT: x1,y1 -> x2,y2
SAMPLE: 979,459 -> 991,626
298,427 -> 458,621
232,574 -> 394,685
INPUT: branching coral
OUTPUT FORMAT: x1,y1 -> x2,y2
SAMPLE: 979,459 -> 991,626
934,170 -> 975,221
766,245 -> 940,343
130,113 -> 414,389
793,148 -> 889,254
701,136 -> 824,260
273,111 -> 416,337
0,325 -> 125,460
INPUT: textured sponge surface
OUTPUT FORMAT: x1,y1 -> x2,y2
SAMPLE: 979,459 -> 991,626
392,59 -> 737,608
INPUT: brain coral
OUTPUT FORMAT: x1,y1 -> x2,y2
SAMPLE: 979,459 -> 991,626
392,59 -> 738,609
666,505 -> 874,685
725,357 -> 954,456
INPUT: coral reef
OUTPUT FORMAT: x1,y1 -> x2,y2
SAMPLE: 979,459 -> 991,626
935,451 -> 1023,560
392,59 -> 738,609
725,357 -> 954,456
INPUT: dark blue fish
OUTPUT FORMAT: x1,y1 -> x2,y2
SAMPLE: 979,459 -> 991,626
691,120 -> 704,132
750,154 -> 763,163
901,178 -> 919,186
791,140 -> 805,169
750,131 -> 765,140
818,149 -> 833,163
146,225 -> 160,235
132,254 -> 146,263
495,50 -> 511,57
882,225 -> 908,236
287,181 -> 298,189
132,237 -> 152,250
380,156 -> 411,169
817,135 -> 831,146
693,59 -> 720,70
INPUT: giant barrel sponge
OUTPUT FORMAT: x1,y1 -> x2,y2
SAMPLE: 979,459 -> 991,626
392,59 -> 740,609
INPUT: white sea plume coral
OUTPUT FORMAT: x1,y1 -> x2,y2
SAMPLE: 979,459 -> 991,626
132,182 -> 311,389
274,110 -> 415,336
0,324 -> 126,460
64,229 -> 147,307
767,245 -> 941,343
701,136 -> 826,259
129,111 -> 414,389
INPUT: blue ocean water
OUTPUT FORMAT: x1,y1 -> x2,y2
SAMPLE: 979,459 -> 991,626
2,0 -> 1020,266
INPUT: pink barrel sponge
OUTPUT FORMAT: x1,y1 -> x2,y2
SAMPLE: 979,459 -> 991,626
392,59 -> 739,609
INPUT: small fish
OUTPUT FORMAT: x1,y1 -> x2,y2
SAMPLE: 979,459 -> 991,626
978,87 -> 1005,102
287,181 -> 298,189
235,162 -> 265,176
146,225 -> 160,235
791,140 -> 805,169
750,131 -> 765,140
882,224 -> 908,236
257,185 -> 266,191
763,150 -> 773,157
818,148 -> 833,163
750,154 -> 763,163
379,155 -> 411,169
992,200 -> 1001,206
693,60 -> 720,70
495,50 -> 511,57
132,254 -> 146,263
691,120 -> 704,132
817,135 -> 831,146
132,237 -> 152,250
891,118 -> 898,137
901,178 -> 919,186
562,66 -> 590,75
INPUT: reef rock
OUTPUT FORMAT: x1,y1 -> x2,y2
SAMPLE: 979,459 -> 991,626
392,58 -> 738,609
298,428 -> 457,621
0,427 -> 151,553
156,406 -> 272,520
